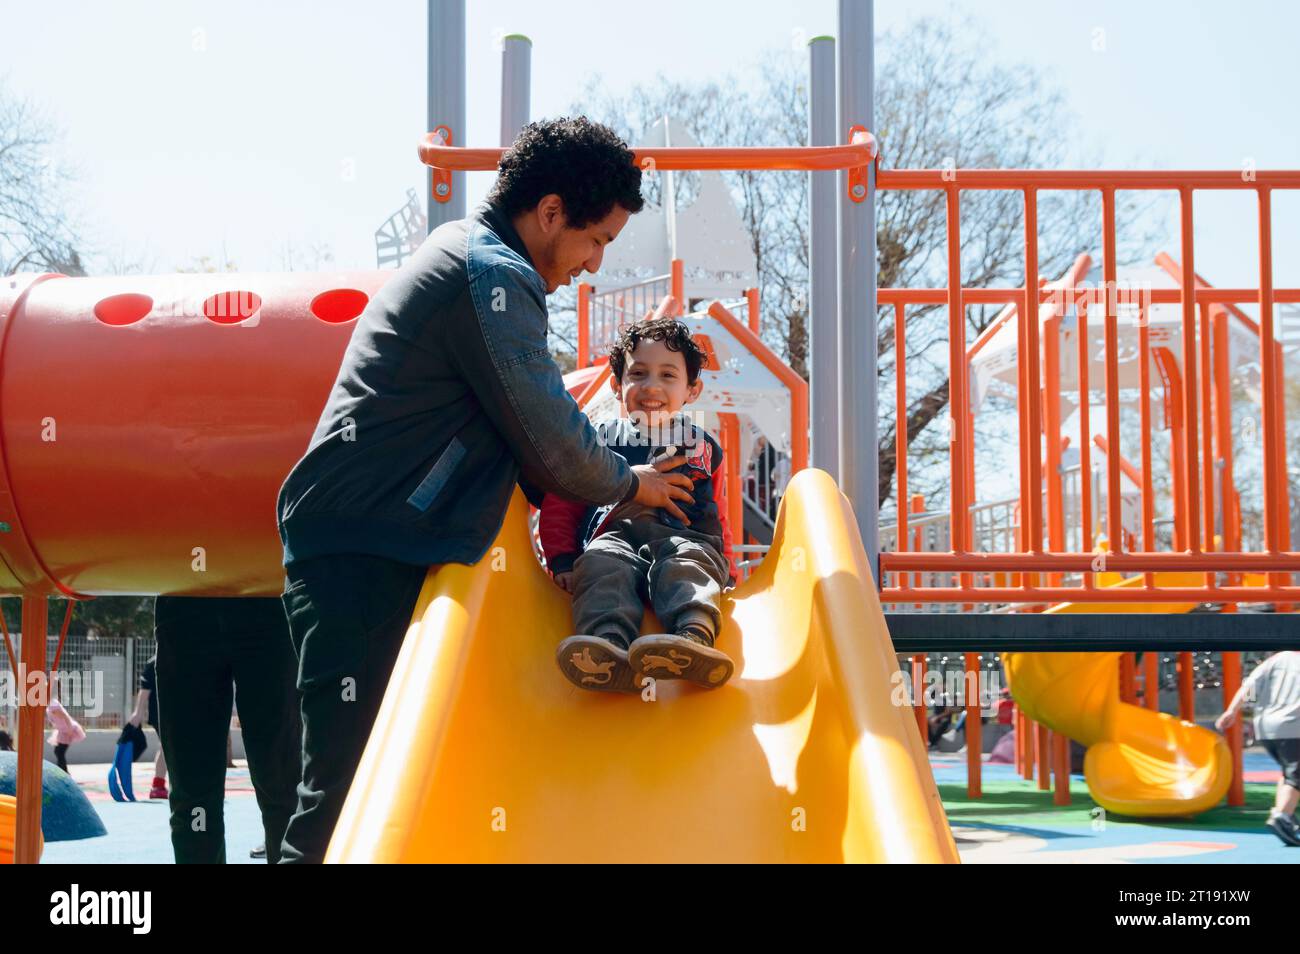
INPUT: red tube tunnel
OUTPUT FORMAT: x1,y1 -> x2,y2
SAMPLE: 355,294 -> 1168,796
0,270 -> 392,597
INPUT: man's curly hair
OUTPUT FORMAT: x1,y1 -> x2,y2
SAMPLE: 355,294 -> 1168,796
608,318 -> 707,384
487,117 -> 645,228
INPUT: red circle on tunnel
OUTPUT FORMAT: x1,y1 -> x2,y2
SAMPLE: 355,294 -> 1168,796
93,293 -> 153,326
310,288 -> 369,324
202,291 -> 262,324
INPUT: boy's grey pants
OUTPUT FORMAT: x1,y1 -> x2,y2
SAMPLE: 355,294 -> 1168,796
570,514 -> 730,650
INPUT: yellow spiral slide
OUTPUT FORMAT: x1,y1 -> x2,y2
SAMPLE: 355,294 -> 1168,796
1003,575 -> 1232,817
325,469 -> 958,863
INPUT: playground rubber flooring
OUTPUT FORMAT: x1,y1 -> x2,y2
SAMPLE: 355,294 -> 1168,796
30,752 -> 1300,864
39,761 -> 268,865
939,753 -> 1300,864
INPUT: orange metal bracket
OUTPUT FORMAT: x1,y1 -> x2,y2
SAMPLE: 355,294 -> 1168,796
429,125 -> 454,203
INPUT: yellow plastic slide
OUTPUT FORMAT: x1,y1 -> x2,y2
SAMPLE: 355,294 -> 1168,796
1003,573 -> 1232,816
326,469 -> 958,863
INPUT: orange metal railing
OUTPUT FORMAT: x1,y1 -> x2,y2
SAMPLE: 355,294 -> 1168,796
420,141 -> 1300,605
877,168 -> 1300,605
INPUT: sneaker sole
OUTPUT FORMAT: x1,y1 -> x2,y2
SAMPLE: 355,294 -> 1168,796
1266,815 -> 1300,846
628,634 -> 734,689
556,636 -> 642,693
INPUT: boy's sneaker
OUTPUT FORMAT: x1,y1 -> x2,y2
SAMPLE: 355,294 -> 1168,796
556,635 -> 642,693
628,633 -> 734,689
149,780 -> 168,800
1266,810 -> 1300,846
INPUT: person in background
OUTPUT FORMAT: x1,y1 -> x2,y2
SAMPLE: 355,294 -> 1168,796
0,730 -> 12,751
153,596 -> 301,864
1217,650 -> 1300,846
128,655 -> 167,799
46,696 -> 85,773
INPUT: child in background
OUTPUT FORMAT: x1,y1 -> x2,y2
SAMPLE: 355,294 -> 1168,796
541,318 -> 737,693
1218,650 -> 1300,846
46,696 -> 86,773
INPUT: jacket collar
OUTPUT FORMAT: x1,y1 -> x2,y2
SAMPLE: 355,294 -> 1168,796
475,199 -> 538,271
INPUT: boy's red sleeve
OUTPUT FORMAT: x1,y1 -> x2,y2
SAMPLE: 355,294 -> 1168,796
710,451 -> 739,586
539,493 -> 588,575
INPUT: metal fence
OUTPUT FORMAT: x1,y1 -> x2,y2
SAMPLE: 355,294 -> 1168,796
0,631 -> 156,733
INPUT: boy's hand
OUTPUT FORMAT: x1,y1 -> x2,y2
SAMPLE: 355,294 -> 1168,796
632,456 -> 695,525
552,571 -> 575,594
1215,710 -> 1237,732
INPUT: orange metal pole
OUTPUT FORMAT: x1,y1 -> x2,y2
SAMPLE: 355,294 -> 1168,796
577,282 -> 591,369
1210,306 -> 1246,805
15,592 -> 48,864
1177,188 -> 1203,553
895,303 -> 909,568
1043,315 -> 1065,584
721,414 -> 743,557
1022,711 -> 1036,781
1223,650 -> 1245,807
671,259 -> 684,309
1198,302 -> 1216,585
420,139 -> 881,173
883,583 -> 1300,602
945,189 -> 971,594
1178,652 -> 1195,721
1119,653 -> 1136,705
1023,190 -> 1044,560
911,494 -> 924,608
1015,294 -> 1029,590
1156,348 -> 1189,552
1139,301 -> 1156,590
1053,729 -> 1071,806
1257,189 -> 1282,567
745,287 -> 760,334
1013,703 -> 1022,774
1077,298 -> 1095,556
1101,188 -> 1124,553
1036,722 -> 1051,790
1144,652 -> 1160,711
965,652 -> 981,798
912,654 -> 927,741
1212,309 -> 1241,563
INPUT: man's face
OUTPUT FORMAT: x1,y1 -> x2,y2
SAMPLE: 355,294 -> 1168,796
528,197 -> 631,293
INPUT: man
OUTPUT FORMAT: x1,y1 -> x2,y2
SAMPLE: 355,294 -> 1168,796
1217,650 -> 1300,846
153,596 -> 302,863
275,117 -> 695,863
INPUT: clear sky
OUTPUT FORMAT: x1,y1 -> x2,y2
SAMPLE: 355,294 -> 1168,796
3,0 -> 1298,286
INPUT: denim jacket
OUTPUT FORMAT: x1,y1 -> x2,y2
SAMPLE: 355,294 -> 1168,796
276,200 -> 638,568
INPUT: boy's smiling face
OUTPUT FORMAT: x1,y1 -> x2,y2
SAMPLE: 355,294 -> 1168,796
611,337 -> 703,428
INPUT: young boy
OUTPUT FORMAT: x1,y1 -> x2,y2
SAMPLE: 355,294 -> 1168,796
1217,650 -> 1300,846
541,318 -> 737,693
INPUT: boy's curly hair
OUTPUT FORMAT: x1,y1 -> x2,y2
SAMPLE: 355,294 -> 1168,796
487,117 -> 645,228
608,318 -> 707,384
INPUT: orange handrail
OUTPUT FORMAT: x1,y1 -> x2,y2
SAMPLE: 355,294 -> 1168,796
419,136 -> 879,173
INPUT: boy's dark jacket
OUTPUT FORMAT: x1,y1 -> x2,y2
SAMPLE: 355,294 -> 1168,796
539,415 -> 737,582
276,200 -> 638,568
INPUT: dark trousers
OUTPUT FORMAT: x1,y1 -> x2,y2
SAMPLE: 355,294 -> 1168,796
277,553 -> 427,864
154,596 -> 302,864
570,515 -> 729,649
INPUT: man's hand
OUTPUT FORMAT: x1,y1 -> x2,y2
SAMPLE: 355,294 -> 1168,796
552,571 -> 575,594
632,455 -> 695,525
1215,709 -> 1238,732
127,712 -> 142,728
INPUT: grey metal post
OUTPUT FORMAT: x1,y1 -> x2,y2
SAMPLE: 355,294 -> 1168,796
427,0 -> 466,231
838,0 -> 879,581
809,36 -> 839,479
500,35 -> 532,147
